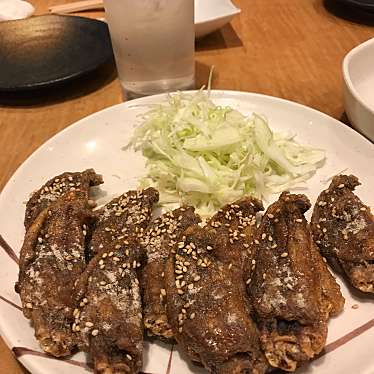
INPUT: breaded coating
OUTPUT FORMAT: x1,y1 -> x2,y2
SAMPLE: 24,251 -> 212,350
311,175 -> 374,293
17,191 -> 95,357
248,192 -> 344,372
141,206 -> 200,341
24,169 -> 103,230
164,225 -> 268,374
74,189 -> 158,373
74,238 -> 144,374
89,188 -> 159,258
207,196 -> 263,270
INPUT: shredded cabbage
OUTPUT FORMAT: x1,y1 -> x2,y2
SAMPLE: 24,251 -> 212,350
127,90 -> 325,216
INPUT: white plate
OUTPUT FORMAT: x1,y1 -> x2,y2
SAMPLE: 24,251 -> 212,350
195,0 -> 240,38
0,91 -> 373,374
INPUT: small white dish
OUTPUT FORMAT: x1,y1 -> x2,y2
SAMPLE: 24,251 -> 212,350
0,0 -> 34,21
195,0 -> 241,38
343,37 -> 374,142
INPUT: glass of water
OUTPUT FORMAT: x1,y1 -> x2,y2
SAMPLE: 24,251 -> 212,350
103,0 -> 195,100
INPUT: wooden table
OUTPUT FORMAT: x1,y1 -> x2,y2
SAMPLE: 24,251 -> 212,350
1,0 -> 373,372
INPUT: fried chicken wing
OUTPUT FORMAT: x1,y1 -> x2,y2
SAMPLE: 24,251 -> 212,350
141,206 -> 200,341
248,192 -> 344,372
17,190 -> 95,357
89,188 -> 159,258
73,189 -> 158,373
207,197 -> 263,270
24,169 -> 103,230
164,225 -> 268,374
311,175 -> 374,293
74,238 -> 144,374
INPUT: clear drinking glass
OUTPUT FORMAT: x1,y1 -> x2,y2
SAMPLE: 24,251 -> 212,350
103,0 -> 195,99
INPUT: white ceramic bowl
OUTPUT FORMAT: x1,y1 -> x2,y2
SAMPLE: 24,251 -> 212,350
342,37 -> 374,142
195,0 -> 240,38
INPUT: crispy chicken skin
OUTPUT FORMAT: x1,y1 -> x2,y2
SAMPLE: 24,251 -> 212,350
164,225 -> 268,374
74,189 -> 158,373
74,238 -> 144,374
141,206 -> 200,341
311,175 -> 374,293
24,169 -> 103,230
248,192 -> 344,372
89,188 -> 159,258
17,190 -> 95,357
207,197 -> 263,270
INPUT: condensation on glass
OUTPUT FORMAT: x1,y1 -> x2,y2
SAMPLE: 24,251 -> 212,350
103,0 -> 195,99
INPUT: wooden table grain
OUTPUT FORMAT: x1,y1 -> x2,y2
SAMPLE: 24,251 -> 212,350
0,0 -> 373,372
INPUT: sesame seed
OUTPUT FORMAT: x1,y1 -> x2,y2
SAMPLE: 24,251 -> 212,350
188,283 -> 194,290
99,259 -> 104,265
263,273 -> 267,279
83,298 -> 88,304
194,275 -> 201,282
160,288 -> 166,296
102,253 -> 108,258
178,327 -> 183,333
228,263 -> 233,269
322,228 -> 327,233
251,259 -> 256,265
26,303 -> 33,309
126,354 -> 132,361
295,219 -> 302,223
177,289 -> 184,295
261,233 -> 266,240
190,313 -> 196,319
246,278 -> 251,285
281,252 -> 288,258
206,246 -> 213,251
338,184 -> 345,188
268,214 -> 274,219
100,281 -> 106,286
113,257 -> 120,262
254,239 -> 260,245
92,329 -> 99,336
85,322 -> 94,327
37,237 -> 43,243
318,201 -> 327,207
360,207 -> 366,211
